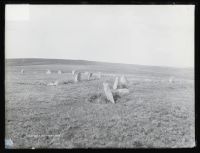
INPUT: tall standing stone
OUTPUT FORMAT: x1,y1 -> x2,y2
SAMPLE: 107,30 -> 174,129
74,72 -> 81,83
87,73 -> 93,80
20,69 -> 24,74
113,77 -> 119,89
120,75 -> 128,88
103,83 -> 115,104
72,70 -> 76,75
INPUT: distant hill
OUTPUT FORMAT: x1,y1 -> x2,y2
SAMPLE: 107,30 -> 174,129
5,58 -> 193,79
5,58 -> 98,66
4,58 -> 191,69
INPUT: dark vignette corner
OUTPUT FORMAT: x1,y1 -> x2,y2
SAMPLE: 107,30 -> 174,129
195,1 -> 200,152
0,0 -> 5,152
0,0 -> 198,152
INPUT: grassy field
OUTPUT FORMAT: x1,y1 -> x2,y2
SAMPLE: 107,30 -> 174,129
5,59 -> 195,148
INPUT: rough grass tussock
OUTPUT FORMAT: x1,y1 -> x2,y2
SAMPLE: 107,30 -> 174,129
87,92 -> 131,104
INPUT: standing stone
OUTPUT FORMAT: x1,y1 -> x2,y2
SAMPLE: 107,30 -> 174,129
20,69 -> 24,74
54,80 -> 59,86
58,70 -> 62,74
113,77 -> 119,89
74,72 -> 81,83
169,77 -> 174,83
87,73 -> 93,80
46,70 -> 51,74
72,70 -> 76,75
103,83 -> 115,104
120,75 -> 128,88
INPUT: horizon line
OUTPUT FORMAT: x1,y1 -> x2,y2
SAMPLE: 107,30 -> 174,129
5,57 -> 194,69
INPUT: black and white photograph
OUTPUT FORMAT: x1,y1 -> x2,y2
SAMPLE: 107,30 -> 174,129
5,4 -> 195,148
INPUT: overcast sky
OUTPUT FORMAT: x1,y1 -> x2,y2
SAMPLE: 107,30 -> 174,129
5,5 -> 194,68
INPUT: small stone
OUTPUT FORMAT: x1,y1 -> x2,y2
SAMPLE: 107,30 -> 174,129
58,70 -> 62,74
46,70 -> 51,74
116,88 -> 130,95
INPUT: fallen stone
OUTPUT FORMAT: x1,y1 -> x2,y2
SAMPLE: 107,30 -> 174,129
47,80 -> 59,86
84,71 -> 89,75
144,79 -> 151,82
116,88 -> 130,95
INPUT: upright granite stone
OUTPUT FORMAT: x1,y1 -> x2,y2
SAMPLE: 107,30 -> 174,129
74,72 -> 81,83
120,75 -> 128,88
113,77 -> 119,89
20,69 -> 24,74
103,83 -> 115,104
87,73 -> 93,80
72,70 -> 76,75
